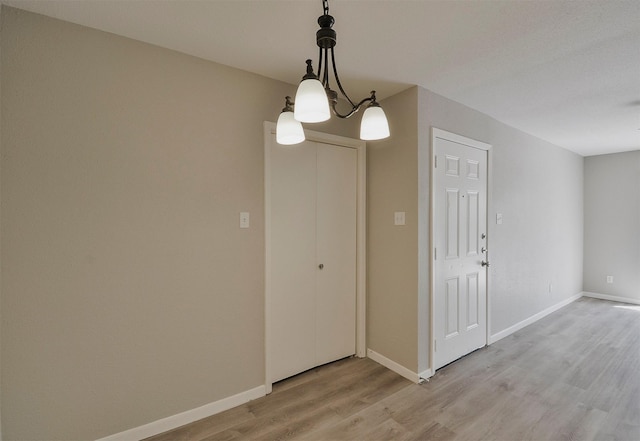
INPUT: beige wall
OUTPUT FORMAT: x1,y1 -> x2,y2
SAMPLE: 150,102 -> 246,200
368,86 -> 584,377
367,88 -> 419,372
0,7 -> 314,440
419,89 -> 584,338
0,7 -> 358,439
0,5 -> 588,440
584,151 -> 640,302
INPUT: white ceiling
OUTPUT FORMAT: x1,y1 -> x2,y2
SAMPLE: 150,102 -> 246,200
3,0 -> 640,157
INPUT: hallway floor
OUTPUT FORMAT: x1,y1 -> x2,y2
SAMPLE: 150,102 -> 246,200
146,297 -> 640,440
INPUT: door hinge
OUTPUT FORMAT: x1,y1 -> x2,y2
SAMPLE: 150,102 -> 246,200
434,156 -> 437,168
434,339 -> 437,352
434,248 -> 437,260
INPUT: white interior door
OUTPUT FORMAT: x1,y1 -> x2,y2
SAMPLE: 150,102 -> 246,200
269,139 -> 357,383
316,144 -> 357,364
270,141 -> 317,381
433,131 -> 489,370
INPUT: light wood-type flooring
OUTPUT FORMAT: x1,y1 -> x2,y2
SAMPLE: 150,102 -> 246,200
146,298 -> 640,440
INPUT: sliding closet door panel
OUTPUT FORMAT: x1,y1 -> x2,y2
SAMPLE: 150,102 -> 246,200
270,140 -> 317,382
315,143 -> 357,364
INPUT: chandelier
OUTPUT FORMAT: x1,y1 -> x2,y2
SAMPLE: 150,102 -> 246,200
276,0 -> 390,145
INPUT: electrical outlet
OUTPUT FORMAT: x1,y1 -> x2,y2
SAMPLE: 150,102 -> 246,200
606,275 -> 614,284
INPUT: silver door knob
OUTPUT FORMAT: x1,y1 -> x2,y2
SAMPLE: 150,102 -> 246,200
481,260 -> 490,267
318,264 -> 324,270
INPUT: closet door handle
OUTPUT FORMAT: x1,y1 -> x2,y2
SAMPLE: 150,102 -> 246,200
318,264 -> 324,270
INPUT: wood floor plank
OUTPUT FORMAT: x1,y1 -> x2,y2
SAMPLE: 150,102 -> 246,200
298,399 -> 394,441
145,298 -> 640,441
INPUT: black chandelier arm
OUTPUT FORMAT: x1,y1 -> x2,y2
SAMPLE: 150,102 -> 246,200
330,95 -> 375,119
330,47 -> 356,108
317,47 -> 323,83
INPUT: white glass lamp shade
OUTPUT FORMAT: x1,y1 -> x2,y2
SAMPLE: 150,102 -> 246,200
360,105 -> 390,140
294,78 -> 330,123
276,111 -> 305,145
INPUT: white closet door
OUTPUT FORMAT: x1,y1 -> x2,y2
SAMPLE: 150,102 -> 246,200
270,140 -> 317,382
316,144 -> 357,365
269,140 -> 357,383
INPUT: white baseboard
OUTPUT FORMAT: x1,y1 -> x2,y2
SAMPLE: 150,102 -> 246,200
95,385 -> 265,441
488,292 -> 583,344
367,348 -> 421,383
583,291 -> 640,305
418,368 -> 433,382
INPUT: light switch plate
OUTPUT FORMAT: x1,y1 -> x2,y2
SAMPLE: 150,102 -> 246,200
394,211 -> 406,226
240,212 -> 250,229
496,213 -> 503,225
